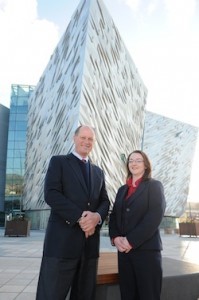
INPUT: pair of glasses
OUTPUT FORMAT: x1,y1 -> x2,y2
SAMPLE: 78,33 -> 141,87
128,159 -> 144,164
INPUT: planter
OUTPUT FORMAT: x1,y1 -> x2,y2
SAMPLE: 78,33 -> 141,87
4,220 -> 31,237
179,222 -> 199,237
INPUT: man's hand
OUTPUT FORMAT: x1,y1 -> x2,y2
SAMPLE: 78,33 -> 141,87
84,228 -> 95,238
79,211 -> 100,237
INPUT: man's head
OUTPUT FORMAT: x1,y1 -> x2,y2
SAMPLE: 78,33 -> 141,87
73,125 -> 96,158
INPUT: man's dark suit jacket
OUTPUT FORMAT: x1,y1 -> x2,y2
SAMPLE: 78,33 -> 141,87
43,153 -> 110,259
109,178 -> 166,250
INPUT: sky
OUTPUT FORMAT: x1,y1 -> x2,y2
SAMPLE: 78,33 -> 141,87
0,0 -> 199,202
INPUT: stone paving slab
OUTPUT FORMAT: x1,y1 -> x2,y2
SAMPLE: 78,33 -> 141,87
0,228 -> 199,299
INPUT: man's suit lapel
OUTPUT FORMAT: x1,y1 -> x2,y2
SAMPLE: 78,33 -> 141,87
89,163 -> 95,199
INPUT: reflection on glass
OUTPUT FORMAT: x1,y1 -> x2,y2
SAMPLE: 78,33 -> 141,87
5,84 -> 35,213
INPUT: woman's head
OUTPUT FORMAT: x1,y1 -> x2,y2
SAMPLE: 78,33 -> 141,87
126,150 -> 152,181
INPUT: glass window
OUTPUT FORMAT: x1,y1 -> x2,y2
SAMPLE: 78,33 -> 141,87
17,105 -> 28,113
16,121 -> 26,130
13,158 -> 25,169
17,88 -> 29,97
6,169 -> 14,175
9,113 -> 16,121
14,131 -> 26,141
13,199 -> 21,210
11,97 -> 18,106
13,168 -> 25,176
16,114 -> 27,121
13,159 -> 20,169
14,149 -> 25,157
8,131 -> 15,141
6,158 -> 14,168
13,176 -> 23,185
9,121 -> 16,130
7,141 -> 14,150
11,105 -> 17,113
7,149 -> 15,158
14,141 -> 25,149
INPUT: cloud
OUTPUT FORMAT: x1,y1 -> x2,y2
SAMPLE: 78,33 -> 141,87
164,0 -> 197,33
0,0 -> 59,107
118,0 -> 199,127
122,0 -> 140,12
147,0 -> 158,15
121,0 -> 159,15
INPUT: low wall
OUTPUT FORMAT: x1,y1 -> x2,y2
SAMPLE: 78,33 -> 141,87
95,252 -> 199,300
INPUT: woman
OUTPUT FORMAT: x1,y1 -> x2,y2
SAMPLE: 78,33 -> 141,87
109,150 -> 166,300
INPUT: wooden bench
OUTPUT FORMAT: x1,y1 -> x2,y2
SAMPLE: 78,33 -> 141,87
96,252 -> 199,300
97,252 -> 118,284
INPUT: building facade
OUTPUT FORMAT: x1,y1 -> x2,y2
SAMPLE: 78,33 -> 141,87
21,0 -> 198,230
143,111 -> 198,221
5,85 -> 34,216
0,104 -> 9,213
23,0 -> 147,229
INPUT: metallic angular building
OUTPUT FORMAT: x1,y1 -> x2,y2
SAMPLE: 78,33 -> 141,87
143,111 -> 198,218
23,0 -> 147,227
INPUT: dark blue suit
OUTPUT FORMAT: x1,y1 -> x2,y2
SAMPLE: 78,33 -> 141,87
109,178 -> 166,300
36,153 -> 110,300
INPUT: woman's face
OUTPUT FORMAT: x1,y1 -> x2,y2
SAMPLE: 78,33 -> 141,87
128,152 -> 146,178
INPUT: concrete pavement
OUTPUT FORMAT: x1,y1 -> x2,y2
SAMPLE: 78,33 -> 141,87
0,228 -> 199,300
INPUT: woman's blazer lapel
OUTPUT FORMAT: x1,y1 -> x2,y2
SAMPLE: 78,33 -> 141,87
127,181 -> 149,206
116,185 -> 129,213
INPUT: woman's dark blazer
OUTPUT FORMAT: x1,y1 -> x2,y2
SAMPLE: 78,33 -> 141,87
109,178 -> 166,250
42,153 -> 110,259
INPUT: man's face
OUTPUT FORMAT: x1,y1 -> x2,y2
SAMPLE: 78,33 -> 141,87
74,127 -> 95,157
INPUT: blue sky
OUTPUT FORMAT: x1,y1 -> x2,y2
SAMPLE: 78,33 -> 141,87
37,0 -> 80,32
1,0 -> 198,127
0,0 -> 198,201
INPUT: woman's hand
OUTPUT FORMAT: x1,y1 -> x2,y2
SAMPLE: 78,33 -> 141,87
114,236 -> 133,253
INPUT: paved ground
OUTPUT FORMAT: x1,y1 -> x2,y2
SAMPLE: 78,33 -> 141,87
0,228 -> 199,300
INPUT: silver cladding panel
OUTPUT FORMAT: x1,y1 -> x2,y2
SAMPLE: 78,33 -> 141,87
23,0 -> 147,210
143,111 -> 198,217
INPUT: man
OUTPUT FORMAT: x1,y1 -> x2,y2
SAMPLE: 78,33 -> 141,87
36,125 -> 110,300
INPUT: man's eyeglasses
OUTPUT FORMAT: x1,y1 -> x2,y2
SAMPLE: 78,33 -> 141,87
128,159 -> 144,164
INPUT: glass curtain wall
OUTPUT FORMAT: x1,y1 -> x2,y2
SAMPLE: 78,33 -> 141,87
5,84 -> 35,215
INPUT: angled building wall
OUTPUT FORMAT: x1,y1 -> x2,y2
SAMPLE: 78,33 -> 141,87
143,111 -> 198,218
23,0 -> 147,223
0,104 -> 9,212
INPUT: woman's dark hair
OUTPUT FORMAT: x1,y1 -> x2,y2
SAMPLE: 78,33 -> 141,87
126,150 -> 152,181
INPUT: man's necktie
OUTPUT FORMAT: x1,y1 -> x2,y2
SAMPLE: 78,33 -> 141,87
81,159 -> 90,188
